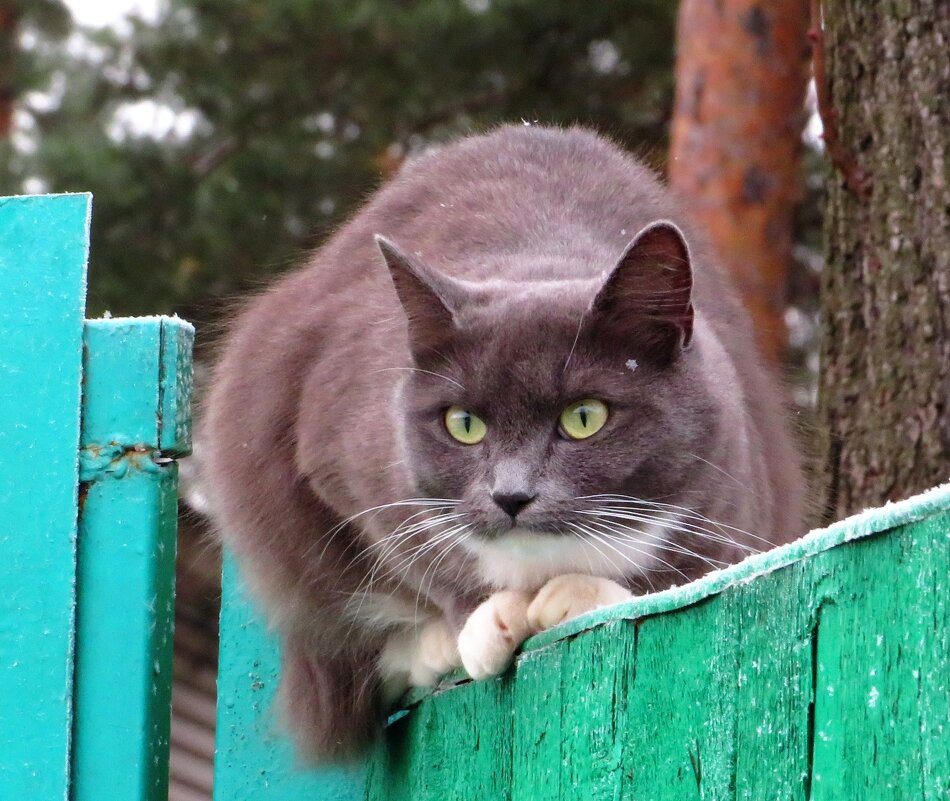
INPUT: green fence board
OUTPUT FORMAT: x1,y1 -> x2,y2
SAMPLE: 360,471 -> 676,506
362,487 -> 950,799
809,515 -> 950,800
919,511 -> 950,801
369,670 -> 513,801
0,193 -> 91,800
71,316 -> 193,801
624,593 -> 740,800
513,620 -> 636,801
214,556 -> 366,801
730,561 -> 814,801
215,483 -> 950,800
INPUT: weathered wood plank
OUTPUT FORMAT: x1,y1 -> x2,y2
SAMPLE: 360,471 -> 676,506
730,561 -> 814,801
0,193 -> 91,800
369,673 -> 514,801
213,556 -> 365,801
71,316 -> 194,801
809,516 -> 950,800
622,594 -> 740,799
512,622 -> 635,800
918,515 -> 950,801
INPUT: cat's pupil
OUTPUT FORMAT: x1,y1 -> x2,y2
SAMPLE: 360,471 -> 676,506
579,408 -> 588,427
463,413 -> 471,433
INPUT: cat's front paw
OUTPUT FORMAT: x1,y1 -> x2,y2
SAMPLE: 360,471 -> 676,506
378,617 -> 461,704
457,590 -> 533,680
527,574 -> 633,632
412,617 -> 461,686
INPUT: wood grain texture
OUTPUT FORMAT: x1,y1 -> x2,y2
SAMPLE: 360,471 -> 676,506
0,193 -> 90,800
213,485 -> 950,799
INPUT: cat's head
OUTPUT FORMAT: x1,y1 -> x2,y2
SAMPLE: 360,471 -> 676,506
376,222 -> 717,590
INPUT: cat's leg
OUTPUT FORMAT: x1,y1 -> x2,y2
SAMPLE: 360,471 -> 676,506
527,574 -> 633,632
378,617 -> 461,703
456,590 -> 534,680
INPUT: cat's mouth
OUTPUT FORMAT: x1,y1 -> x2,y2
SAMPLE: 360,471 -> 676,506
472,519 -> 568,540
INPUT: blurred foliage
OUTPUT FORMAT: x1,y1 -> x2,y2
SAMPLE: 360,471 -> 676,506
2,0 -> 676,330
0,1 -> 70,124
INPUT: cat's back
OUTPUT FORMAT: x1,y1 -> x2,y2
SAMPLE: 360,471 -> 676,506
324,125 -> 677,285
213,126 -> 692,399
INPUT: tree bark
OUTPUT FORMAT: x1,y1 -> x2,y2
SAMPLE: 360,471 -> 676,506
669,0 -> 811,364
817,1 -> 950,520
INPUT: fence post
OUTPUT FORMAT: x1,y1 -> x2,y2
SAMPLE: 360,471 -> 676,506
71,316 -> 193,801
0,193 -> 91,799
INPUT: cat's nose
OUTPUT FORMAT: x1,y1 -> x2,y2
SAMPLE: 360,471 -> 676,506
491,491 -> 537,518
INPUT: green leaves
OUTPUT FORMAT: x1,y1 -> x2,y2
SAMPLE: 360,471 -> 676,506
4,0 -> 675,327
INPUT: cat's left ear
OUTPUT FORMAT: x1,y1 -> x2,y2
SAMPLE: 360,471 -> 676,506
375,234 -> 463,364
587,220 -> 694,365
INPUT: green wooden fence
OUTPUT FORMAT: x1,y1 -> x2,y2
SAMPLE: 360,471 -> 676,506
215,483 -> 950,800
0,194 -> 193,800
2,192 -> 949,800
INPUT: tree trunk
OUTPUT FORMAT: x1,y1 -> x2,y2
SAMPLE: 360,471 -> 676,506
669,0 -> 811,364
817,1 -> 950,521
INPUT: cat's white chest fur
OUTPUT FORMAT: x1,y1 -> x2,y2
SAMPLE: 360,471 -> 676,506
465,523 -> 665,591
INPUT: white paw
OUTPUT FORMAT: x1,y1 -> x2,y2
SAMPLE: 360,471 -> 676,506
457,590 -> 533,680
378,617 -> 461,705
527,574 -> 633,632
410,617 -> 461,686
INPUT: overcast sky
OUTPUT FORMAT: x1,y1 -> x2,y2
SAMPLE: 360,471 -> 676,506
61,0 -> 161,29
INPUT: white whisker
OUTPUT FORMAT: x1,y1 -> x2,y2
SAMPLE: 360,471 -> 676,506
372,366 -> 465,391
576,493 -> 775,549
687,452 -> 751,493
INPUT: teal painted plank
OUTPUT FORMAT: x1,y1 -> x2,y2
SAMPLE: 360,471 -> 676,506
71,316 -> 193,801
214,555 -> 366,801
0,193 -> 91,799
159,318 -> 193,455
80,317 -> 193,460
71,466 -> 179,801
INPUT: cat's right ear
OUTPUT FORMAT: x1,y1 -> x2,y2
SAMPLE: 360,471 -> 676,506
586,221 -> 694,367
375,234 -> 460,364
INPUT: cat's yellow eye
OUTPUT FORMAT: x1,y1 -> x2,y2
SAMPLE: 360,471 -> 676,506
444,406 -> 487,444
559,399 -> 608,440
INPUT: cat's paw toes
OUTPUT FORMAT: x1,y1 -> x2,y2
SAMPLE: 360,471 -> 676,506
457,590 -> 533,680
527,574 -> 633,632
410,618 -> 461,686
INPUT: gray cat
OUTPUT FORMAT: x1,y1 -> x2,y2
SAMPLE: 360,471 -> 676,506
204,125 -> 805,760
